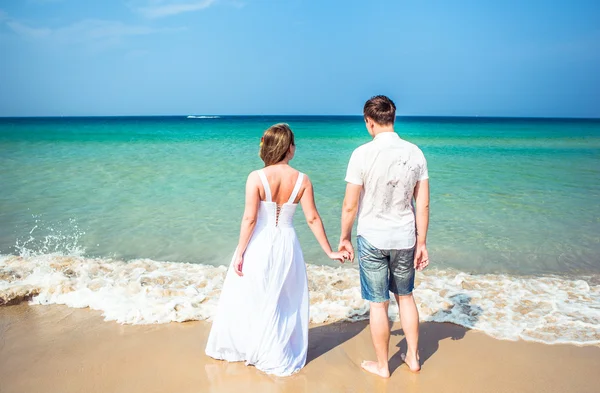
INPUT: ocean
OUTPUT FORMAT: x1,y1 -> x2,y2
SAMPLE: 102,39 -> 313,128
1,116 -> 599,345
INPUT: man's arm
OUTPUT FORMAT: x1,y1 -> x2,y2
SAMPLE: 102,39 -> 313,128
339,183 -> 362,261
413,179 -> 430,271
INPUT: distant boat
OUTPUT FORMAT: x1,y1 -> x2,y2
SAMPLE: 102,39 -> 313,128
187,115 -> 220,119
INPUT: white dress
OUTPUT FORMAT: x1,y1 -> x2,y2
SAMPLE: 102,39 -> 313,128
205,170 -> 309,377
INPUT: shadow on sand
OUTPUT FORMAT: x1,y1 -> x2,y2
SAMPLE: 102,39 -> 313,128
389,293 -> 482,374
306,320 -> 369,365
305,293 -> 482,374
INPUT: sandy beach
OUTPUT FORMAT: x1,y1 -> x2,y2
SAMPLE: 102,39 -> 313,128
1,303 -> 598,393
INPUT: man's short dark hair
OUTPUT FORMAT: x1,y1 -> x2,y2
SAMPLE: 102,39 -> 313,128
363,95 -> 396,126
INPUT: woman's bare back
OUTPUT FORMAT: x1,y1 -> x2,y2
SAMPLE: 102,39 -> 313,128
259,165 -> 305,205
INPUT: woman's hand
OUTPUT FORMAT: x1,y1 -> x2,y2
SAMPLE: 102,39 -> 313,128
328,250 -> 350,263
233,253 -> 244,276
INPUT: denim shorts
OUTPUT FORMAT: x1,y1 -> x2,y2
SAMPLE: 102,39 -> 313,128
357,235 -> 415,302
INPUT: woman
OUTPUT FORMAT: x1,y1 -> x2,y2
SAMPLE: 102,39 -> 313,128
205,123 -> 348,376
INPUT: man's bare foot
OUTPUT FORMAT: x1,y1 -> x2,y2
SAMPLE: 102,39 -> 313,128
360,360 -> 390,378
401,353 -> 421,373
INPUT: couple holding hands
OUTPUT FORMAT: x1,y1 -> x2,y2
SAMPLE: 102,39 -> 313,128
205,95 -> 430,378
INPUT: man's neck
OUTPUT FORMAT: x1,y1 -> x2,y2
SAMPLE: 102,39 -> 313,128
372,125 -> 395,138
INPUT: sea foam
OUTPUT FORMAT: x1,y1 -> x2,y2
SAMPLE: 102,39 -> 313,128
1,254 -> 598,346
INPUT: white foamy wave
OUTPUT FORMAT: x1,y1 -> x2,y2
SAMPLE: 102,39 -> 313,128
187,115 -> 220,119
0,254 -> 598,346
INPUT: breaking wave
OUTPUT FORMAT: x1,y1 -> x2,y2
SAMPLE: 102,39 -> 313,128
1,253 -> 598,346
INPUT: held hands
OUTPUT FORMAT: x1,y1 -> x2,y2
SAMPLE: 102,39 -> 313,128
337,239 -> 355,263
414,243 -> 429,271
328,250 -> 351,263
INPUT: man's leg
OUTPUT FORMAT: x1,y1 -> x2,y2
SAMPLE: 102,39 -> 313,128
395,293 -> 420,371
362,300 -> 391,377
357,236 -> 391,378
389,247 -> 420,371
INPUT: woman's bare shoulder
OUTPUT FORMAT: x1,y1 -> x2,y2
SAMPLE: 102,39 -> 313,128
246,170 -> 261,184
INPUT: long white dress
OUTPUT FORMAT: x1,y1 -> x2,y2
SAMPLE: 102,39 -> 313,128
205,170 -> 309,377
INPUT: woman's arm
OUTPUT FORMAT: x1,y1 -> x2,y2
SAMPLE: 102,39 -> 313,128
300,176 -> 348,262
233,171 -> 261,276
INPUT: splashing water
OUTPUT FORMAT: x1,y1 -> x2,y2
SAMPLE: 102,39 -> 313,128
14,216 -> 86,258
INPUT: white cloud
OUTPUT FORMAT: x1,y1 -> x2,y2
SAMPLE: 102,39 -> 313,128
2,16 -> 181,46
136,0 -> 216,19
62,20 -> 159,41
7,21 -> 53,38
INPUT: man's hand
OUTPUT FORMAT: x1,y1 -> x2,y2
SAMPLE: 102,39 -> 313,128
338,239 -> 355,262
414,244 -> 429,271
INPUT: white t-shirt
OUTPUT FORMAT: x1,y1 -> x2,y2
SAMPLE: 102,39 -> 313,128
345,132 -> 428,250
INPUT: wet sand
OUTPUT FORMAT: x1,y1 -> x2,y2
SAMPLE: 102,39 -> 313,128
1,303 -> 599,393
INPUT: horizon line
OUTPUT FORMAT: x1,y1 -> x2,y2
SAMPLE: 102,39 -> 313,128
1,114 -> 600,120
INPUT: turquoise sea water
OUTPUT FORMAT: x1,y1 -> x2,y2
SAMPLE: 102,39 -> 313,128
1,116 -> 599,344
2,116 -> 599,277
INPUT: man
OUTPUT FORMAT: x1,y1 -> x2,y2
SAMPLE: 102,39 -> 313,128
339,95 -> 430,378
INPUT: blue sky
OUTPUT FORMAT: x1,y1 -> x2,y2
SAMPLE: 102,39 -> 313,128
0,0 -> 599,117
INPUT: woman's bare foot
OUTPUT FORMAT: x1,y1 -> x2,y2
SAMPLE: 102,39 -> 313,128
401,352 -> 421,373
360,360 -> 390,378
